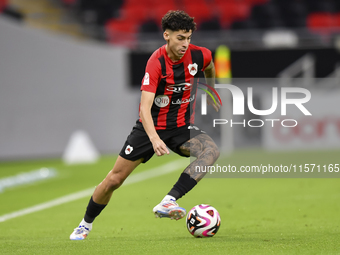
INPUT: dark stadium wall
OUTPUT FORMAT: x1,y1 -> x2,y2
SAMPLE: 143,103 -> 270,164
230,48 -> 340,78
129,48 -> 340,87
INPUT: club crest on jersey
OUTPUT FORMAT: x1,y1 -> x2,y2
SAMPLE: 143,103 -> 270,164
125,145 -> 133,155
188,63 -> 198,76
143,72 -> 149,85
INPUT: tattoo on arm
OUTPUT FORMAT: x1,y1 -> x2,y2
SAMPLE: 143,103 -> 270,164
179,134 -> 219,182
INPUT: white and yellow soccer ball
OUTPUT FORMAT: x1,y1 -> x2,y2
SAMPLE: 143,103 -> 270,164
186,204 -> 221,237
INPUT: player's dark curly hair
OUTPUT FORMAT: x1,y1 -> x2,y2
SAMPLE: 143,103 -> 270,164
161,10 -> 197,32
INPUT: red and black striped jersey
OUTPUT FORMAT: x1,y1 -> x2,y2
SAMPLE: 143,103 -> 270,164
139,44 -> 212,130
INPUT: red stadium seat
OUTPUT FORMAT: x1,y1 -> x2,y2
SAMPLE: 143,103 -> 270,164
184,3 -> 213,26
120,3 -> 148,23
181,0 -> 209,5
0,0 -> 7,13
216,2 -> 251,28
105,18 -> 137,46
61,0 -> 76,5
150,2 -> 177,24
307,13 -> 335,28
214,0 -> 268,5
104,1 -> 152,46
307,12 -> 337,34
335,13 -> 340,28
148,0 -> 175,5
214,0 -> 235,3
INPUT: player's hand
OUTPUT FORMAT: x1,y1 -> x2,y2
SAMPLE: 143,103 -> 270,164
151,137 -> 169,156
207,94 -> 221,112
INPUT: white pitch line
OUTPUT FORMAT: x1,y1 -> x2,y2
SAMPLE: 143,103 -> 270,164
0,158 -> 187,223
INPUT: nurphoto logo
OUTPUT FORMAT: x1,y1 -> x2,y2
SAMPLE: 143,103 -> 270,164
199,82 -> 312,128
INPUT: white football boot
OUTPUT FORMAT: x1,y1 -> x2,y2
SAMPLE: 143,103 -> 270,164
153,199 -> 186,220
70,225 -> 91,240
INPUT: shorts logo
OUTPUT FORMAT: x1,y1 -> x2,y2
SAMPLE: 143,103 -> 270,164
125,145 -> 133,155
154,95 -> 169,107
143,72 -> 149,85
188,63 -> 198,76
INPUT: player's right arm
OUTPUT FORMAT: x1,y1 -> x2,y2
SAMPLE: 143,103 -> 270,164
140,53 -> 169,156
139,91 -> 169,156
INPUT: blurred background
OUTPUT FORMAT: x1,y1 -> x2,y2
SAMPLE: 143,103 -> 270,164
1,0 -> 340,160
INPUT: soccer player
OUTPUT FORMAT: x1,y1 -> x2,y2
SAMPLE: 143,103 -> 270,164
70,10 -> 220,240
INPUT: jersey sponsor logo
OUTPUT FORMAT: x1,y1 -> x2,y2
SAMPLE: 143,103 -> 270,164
188,125 -> 206,133
188,63 -> 198,76
125,145 -> 133,155
166,83 -> 192,93
143,72 -> 150,85
172,95 -> 195,105
154,95 -> 170,107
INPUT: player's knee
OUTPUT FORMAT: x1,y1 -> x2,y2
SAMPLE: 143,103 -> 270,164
213,145 -> 220,161
105,173 -> 125,191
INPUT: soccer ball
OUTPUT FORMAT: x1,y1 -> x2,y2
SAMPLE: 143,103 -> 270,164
186,204 -> 221,237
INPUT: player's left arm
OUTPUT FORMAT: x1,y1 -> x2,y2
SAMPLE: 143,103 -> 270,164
203,60 -> 220,112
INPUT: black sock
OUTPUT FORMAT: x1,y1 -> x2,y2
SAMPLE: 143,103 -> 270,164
167,173 -> 197,200
84,196 -> 107,223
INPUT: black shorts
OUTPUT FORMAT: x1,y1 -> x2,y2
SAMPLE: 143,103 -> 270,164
119,121 -> 205,163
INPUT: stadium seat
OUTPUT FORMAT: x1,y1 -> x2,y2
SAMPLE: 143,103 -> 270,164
216,1 -> 251,28
105,18 -> 137,46
181,0 -> 208,5
307,12 -> 337,35
147,0 -> 165,4
336,13 -> 340,28
0,0 -> 7,13
120,3 -> 148,23
184,2 -> 213,26
307,13 -> 336,28
61,0 -> 77,5
150,2 -> 177,24
213,0 -> 234,3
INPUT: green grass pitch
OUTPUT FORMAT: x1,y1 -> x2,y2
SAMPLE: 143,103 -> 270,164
0,150 -> 339,255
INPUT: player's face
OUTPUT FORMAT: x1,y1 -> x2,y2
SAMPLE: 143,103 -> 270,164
164,29 -> 192,61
